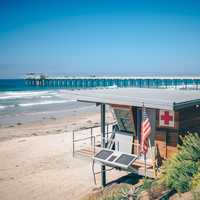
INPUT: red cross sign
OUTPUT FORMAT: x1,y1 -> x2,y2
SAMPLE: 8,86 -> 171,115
159,110 -> 174,128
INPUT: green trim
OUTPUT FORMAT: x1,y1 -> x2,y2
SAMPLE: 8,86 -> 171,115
173,99 -> 200,110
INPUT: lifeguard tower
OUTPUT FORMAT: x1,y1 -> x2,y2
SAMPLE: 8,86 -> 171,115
70,87 -> 200,186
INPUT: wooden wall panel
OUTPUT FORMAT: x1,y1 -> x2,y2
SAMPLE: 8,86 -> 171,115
155,131 -> 167,159
179,106 -> 200,134
166,131 -> 178,158
152,106 -> 199,163
179,117 -> 200,129
133,138 -> 140,155
166,131 -> 178,147
179,106 -> 200,121
167,146 -> 178,158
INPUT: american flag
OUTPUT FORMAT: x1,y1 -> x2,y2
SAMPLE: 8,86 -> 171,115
140,107 -> 151,154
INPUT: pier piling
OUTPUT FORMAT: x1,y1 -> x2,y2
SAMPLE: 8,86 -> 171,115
25,75 -> 200,90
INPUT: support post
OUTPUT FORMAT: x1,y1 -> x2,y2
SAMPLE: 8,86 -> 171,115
107,124 -> 109,140
136,108 -> 141,155
101,104 -> 106,187
90,127 -> 93,147
72,131 -> 75,157
144,153 -> 147,177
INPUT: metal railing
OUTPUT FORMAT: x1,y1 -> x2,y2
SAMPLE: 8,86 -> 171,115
72,122 -> 116,157
72,135 -> 96,157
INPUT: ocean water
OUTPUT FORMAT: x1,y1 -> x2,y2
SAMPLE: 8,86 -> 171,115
0,78 -> 198,126
0,79 -> 29,91
0,79 -> 96,126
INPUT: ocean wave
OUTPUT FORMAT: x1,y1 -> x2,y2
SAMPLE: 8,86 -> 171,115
18,100 -> 76,107
0,105 -> 15,109
0,91 -> 53,100
40,95 -> 52,98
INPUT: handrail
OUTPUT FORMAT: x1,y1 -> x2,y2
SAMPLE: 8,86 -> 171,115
72,122 -> 117,157
73,135 -> 97,143
72,133 -> 97,157
72,122 -> 116,133
72,134 -> 113,148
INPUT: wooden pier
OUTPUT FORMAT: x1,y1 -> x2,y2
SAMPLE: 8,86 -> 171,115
25,74 -> 200,89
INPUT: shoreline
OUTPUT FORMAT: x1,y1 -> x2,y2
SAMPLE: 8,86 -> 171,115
0,106 -> 114,142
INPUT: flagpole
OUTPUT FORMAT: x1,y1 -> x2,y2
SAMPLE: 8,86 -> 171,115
144,153 -> 147,177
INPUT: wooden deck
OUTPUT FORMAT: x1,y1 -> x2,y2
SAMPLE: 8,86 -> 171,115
75,147 -> 100,158
131,159 -> 156,178
75,147 -> 157,178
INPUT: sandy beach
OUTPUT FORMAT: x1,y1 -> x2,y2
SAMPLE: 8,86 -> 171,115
0,107 -> 128,200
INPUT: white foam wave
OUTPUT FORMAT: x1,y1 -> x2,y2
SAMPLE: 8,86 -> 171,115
40,95 -> 52,98
0,91 -> 53,100
19,100 -> 76,107
0,105 -> 15,109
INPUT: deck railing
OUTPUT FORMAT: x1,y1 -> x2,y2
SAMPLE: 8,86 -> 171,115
72,122 -> 116,157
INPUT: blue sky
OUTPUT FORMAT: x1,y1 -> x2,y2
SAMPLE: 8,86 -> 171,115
0,0 -> 200,78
